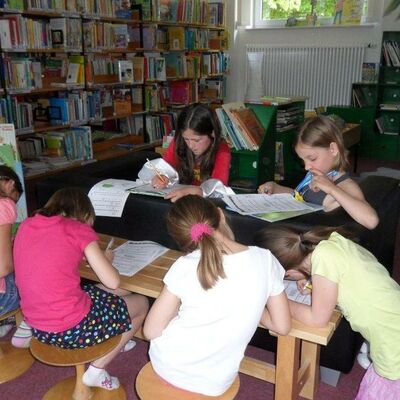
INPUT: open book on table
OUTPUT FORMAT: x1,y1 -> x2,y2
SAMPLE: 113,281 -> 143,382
222,193 -> 323,222
126,181 -> 192,197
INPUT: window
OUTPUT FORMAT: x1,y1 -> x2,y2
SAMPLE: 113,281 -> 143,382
254,0 -> 367,27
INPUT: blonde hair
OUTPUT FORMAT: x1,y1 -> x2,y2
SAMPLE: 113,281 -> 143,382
166,195 -> 233,290
254,225 -> 351,273
295,116 -> 349,171
36,187 -> 95,224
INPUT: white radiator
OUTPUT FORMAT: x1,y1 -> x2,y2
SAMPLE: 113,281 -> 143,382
245,44 -> 366,109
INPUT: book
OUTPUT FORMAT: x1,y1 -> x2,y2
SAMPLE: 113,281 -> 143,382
159,0 -> 178,22
50,18 -> 67,48
66,63 -> 80,84
118,60 -> 134,83
114,88 -> 132,115
361,63 -> 378,83
230,107 -> 265,149
168,26 -> 185,50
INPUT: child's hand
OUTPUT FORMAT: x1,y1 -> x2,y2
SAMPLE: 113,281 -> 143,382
105,249 -> 114,263
309,169 -> 336,194
164,186 -> 202,202
151,174 -> 169,189
258,181 -> 275,194
296,279 -> 312,295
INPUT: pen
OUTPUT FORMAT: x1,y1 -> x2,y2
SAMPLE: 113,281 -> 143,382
106,237 -> 115,251
303,279 -> 312,291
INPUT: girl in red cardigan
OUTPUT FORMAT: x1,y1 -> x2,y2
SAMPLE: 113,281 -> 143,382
152,104 -> 231,202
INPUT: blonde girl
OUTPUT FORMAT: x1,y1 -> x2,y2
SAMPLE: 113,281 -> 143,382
258,116 -> 378,229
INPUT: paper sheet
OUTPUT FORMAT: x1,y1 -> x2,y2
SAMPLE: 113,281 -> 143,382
126,181 -> 193,197
284,280 -> 311,305
222,193 -> 323,215
88,179 -> 135,217
112,240 -> 169,276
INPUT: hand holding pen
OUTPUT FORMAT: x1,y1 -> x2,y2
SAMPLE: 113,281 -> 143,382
296,278 -> 312,295
147,158 -> 169,189
105,237 -> 114,262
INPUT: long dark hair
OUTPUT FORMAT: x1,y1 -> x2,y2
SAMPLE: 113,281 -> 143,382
0,165 -> 23,198
166,195 -> 228,290
174,103 -> 221,184
254,225 -> 351,273
35,187 -> 95,225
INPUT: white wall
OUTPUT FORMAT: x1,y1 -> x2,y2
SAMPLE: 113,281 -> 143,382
225,0 -> 400,102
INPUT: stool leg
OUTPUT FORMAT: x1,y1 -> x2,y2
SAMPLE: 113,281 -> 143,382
73,364 -> 92,400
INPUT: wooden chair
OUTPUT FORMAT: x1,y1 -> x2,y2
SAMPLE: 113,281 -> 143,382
136,362 -> 240,400
30,335 -> 126,400
0,307 -> 34,383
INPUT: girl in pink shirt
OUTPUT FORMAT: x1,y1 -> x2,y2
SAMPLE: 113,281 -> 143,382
14,188 -> 149,391
0,166 -> 23,327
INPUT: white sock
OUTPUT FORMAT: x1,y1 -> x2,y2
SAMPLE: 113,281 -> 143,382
82,365 -> 120,391
11,320 -> 32,348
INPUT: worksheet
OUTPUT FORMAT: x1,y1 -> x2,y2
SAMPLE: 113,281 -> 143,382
112,240 -> 169,276
284,280 -> 311,305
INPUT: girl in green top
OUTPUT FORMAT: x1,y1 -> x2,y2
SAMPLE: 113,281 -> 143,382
255,225 -> 400,400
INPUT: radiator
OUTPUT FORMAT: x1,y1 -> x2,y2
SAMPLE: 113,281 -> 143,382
245,44 -> 366,109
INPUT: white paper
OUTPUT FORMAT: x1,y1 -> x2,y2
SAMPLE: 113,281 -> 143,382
284,280 -> 311,305
112,240 -> 169,276
222,193 -> 323,215
126,180 -> 193,197
88,179 -> 135,217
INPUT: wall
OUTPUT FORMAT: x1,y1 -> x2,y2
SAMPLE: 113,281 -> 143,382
225,0 -> 400,103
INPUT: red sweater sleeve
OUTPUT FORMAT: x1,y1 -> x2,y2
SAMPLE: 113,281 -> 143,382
211,141 -> 231,185
162,139 -> 178,168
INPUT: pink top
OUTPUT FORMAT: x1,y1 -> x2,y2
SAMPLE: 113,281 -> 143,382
13,214 -> 98,332
0,198 -> 17,293
163,140 -> 231,185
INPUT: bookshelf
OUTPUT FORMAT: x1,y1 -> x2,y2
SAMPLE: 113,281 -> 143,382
0,0 -> 230,181
349,31 -> 400,161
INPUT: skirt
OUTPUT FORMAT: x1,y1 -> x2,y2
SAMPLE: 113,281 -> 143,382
33,284 -> 131,349
356,363 -> 400,400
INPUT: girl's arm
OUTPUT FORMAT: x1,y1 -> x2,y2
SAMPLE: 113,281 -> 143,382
289,274 -> 338,328
0,223 -> 13,278
311,172 -> 379,229
257,181 -> 294,195
260,291 -> 291,335
84,241 -> 120,290
143,285 -> 180,340
211,142 -> 231,185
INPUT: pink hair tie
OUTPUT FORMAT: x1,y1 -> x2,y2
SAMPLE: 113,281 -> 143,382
190,223 -> 213,243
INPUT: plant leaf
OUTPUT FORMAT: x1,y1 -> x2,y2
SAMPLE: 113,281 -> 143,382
384,0 -> 400,17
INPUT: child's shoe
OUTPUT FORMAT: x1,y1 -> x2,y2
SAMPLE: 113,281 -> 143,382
0,324 -> 13,337
357,341 -> 372,369
11,320 -> 32,348
82,365 -> 120,390
121,339 -> 136,353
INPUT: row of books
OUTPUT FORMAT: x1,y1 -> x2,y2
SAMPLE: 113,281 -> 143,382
18,126 -> 93,161
0,16 -> 82,50
382,41 -> 400,67
3,55 -> 85,91
145,111 -> 176,142
216,102 -> 265,151
276,106 -> 303,133
142,25 -> 226,51
0,0 -> 140,19
136,0 -> 216,24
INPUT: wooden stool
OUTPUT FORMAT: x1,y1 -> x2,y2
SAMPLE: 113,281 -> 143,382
136,362 -> 240,400
30,335 -> 127,400
0,307 -> 34,383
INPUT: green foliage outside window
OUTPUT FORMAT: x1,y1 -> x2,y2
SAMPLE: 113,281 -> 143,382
262,0 -> 337,20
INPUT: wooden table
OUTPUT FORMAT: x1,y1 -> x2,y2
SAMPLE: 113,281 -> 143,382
80,234 -> 341,400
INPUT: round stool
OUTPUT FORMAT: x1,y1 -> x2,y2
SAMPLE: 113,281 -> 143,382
0,308 -> 34,384
135,362 -> 240,400
30,335 -> 127,400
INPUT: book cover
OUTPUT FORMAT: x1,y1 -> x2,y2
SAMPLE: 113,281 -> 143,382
169,81 -> 191,105
361,63 -> 378,83
129,56 -> 144,83
113,24 -> 129,48
118,59 -> 134,83
114,88 -> 132,115
114,0 -> 134,19
66,63 -> 80,84
230,108 -> 264,148
159,0 -> 178,22
50,18 -> 67,48
168,26 -> 185,50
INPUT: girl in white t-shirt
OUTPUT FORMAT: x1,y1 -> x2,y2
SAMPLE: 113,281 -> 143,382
144,195 -> 291,396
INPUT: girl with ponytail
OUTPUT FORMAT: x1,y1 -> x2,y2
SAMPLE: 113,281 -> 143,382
254,225 -> 400,400
144,195 -> 290,397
